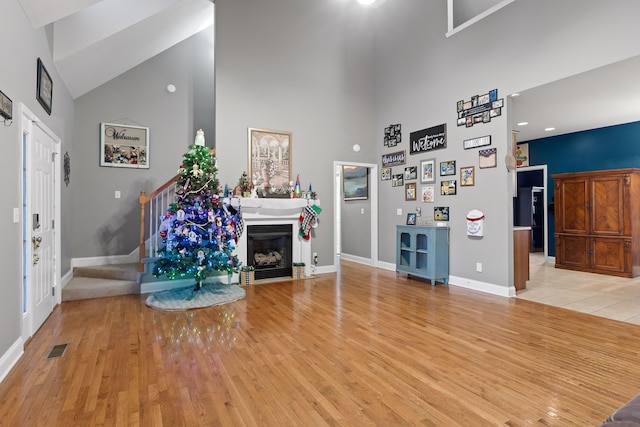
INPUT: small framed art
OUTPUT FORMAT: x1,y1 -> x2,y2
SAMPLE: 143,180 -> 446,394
36,58 -> 53,115
440,180 -> 456,196
420,158 -> 436,183
434,207 -> 449,221
405,183 -> 417,201
381,167 -> 391,181
460,166 -> 474,186
440,160 -> 456,176
479,148 -> 497,169
421,186 -> 434,202
406,212 -> 417,225
392,174 -> 404,187
404,166 -> 417,181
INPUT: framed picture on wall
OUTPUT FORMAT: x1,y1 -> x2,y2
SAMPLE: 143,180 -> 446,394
343,165 -> 368,200
381,167 -> 391,181
420,158 -> 436,183
36,58 -> 52,115
100,122 -> 149,168
405,183 -> 417,201
248,127 -> 292,191
440,160 -> 456,176
460,166 -> 475,186
406,212 -> 417,225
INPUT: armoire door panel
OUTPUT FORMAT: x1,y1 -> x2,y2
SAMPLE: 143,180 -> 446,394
591,176 -> 625,236
591,237 -> 628,273
558,179 -> 588,234
557,235 -> 589,268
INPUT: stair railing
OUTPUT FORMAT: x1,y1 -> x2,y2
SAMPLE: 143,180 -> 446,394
138,175 -> 178,272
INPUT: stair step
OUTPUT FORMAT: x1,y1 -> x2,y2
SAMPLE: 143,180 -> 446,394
62,277 -> 139,302
73,263 -> 139,281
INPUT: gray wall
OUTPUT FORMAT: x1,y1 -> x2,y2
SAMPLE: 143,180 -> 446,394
214,0 -> 378,268
0,0 -> 75,362
72,30 -> 215,258
373,0 -> 640,291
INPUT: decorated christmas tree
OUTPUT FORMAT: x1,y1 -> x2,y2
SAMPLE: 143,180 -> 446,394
153,130 -> 242,288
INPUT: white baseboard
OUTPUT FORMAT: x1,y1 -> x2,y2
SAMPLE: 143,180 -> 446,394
375,261 -> 515,297
340,253 -> 373,266
0,338 -> 23,384
72,254 -> 136,268
378,260 -> 396,271
448,275 -> 516,297
312,265 -> 336,275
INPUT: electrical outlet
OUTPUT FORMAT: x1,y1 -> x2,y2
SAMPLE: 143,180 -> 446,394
397,208 -> 402,216
476,262 -> 483,272
313,252 -> 318,265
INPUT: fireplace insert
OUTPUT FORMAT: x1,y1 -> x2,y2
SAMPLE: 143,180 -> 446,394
247,224 -> 293,280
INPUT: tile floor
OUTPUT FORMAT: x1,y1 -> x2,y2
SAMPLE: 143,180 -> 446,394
516,253 -> 640,325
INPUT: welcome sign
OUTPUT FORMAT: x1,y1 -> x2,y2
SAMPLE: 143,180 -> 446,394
409,124 -> 446,155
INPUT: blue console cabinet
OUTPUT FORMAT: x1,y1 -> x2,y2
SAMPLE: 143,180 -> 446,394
396,225 -> 449,285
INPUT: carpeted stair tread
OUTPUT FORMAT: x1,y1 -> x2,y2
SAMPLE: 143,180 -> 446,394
73,263 -> 139,281
62,277 -> 139,302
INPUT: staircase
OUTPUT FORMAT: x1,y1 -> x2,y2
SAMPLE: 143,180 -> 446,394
62,263 -> 141,302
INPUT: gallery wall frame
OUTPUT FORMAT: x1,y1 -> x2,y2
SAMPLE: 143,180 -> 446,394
405,183 -> 417,201
460,166 -> 475,186
381,167 -> 391,181
36,58 -> 52,115
440,180 -> 457,196
248,127 -> 292,190
420,158 -> 436,184
100,122 -> 150,168
479,148 -> 497,169
343,165 -> 368,200
440,160 -> 456,176
421,185 -> 434,202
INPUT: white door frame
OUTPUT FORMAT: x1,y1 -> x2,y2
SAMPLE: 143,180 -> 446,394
20,104 -> 62,342
333,161 -> 378,269
517,164 -> 548,261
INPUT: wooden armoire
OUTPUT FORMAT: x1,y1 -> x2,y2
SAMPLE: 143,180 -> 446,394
552,168 -> 640,277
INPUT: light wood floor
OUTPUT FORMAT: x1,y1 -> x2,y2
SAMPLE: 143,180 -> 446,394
2,260 -> 640,426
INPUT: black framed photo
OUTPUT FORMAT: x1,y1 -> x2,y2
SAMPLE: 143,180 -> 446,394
440,160 -> 456,176
434,207 -> 449,221
392,174 -> 404,187
404,166 -> 417,181
36,58 -> 52,115
406,213 -> 417,225
440,180 -> 456,196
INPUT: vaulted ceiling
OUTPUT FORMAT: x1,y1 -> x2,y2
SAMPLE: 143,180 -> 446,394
18,0 -> 214,99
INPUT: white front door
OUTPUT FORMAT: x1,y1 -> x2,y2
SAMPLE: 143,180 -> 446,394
30,124 -> 56,332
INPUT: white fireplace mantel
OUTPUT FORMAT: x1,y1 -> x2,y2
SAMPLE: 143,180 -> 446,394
235,198 -> 320,278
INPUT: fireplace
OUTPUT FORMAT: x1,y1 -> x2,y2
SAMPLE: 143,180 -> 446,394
234,198 -> 317,282
247,224 -> 293,280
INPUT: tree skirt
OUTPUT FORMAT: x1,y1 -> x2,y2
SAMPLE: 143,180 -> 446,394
145,283 -> 246,311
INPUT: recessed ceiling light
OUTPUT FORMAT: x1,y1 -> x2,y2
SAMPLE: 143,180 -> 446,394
511,93 -> 520,97
544,127 -> 555,132
517,122 -> 528,126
